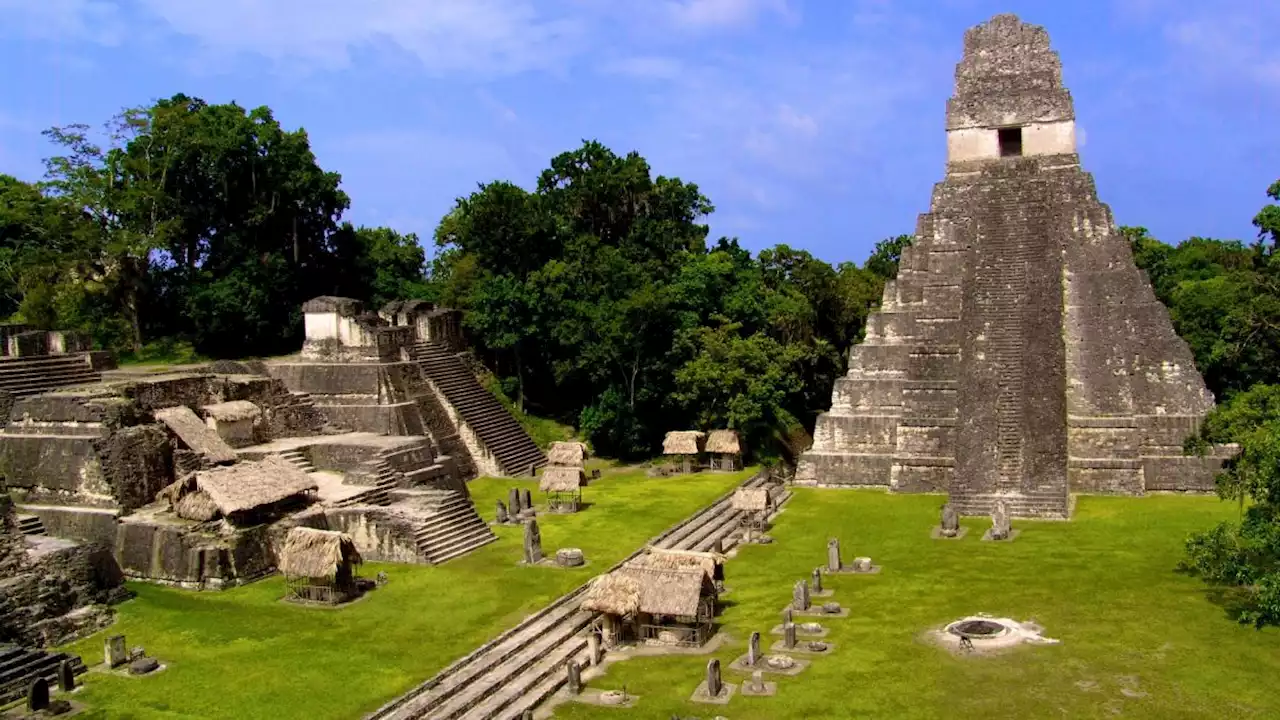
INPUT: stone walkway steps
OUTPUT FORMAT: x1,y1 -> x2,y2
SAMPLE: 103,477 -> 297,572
425,611 -> 594,720
411,342 -> 546,477
368,472 -> 776,720
0,355 -> 102,397
274,449 -> 316,474
15,514 -> 45,536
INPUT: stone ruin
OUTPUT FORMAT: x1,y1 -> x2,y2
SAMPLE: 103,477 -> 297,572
798,13 -> 1237,517
0,296 -> 540,641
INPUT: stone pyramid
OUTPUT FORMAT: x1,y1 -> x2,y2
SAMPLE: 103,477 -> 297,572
797,14 -> 1230,518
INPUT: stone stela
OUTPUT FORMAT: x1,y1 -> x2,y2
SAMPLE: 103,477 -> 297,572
796,13 -> 1232,518
522,519 -> 544,564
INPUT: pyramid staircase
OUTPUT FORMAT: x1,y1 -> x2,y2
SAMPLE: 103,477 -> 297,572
0,355 -> 101,398
411,342 -> 546,477
412,490 -> 497,564
0,645 -> 87,705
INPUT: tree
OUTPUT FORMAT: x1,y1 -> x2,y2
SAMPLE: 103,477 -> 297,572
864,234 -> 915,281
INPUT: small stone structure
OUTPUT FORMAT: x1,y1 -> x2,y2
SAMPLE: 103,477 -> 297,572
796,13 -> 1237,516
792,580 -> 810,611
934,502 -> 966,539
662,431 -> 704,474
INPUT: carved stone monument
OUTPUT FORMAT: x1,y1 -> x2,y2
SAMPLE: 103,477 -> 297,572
826,538 -> 841,572
795,13 -> 1228,517
940,503 -> 960,537
522,518 -> 543,564
811,568 -> 823,594
105,635 -> 127,668
782,607 -> 793,625
750,670 -> 765,692
792,580 -> 810,611
705,658 -> 722,697
495,500 -> 509,524
508,488 -> 522,515
521,489 -> 533,514
588,630 -> 602,666
567,660 -> 582,695
748,631 -> 761,666
783,621 -> 797,649
27,678 -> 49,712
58,659 -> 76,692
987,499 -> 1012,541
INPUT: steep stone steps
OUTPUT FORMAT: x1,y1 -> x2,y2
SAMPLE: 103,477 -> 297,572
412,490 -> 497,564
15,514 -> 45,536
0,359 -> 101,398
274,449 -> 316,474
949,492 -> 1069,519
0,645 -> 87,705
411,342 -> 546,477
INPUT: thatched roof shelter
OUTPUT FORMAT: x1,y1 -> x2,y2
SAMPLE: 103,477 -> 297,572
731,487 -> 770,512
623,566 -> 716,617
580,571 -> 643,616
547,441 -> 588,467
540,465 -> 586,492
631,548 -> 724,579
174,491 -> 219,522
705,430 -> 741,455
201,400 -> 262,422
279,527 -> 362,580
163,457 -> 317,521
662,431 -> 705,456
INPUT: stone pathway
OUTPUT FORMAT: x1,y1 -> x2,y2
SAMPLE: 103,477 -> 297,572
368,471 -> 777,720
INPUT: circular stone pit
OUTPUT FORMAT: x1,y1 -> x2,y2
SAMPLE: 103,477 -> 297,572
805,641 -> 830,653
933,615 -> 1059,654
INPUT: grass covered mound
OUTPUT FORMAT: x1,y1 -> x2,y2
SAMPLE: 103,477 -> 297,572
59,467 -> 751,720
554,490 -> 1280,720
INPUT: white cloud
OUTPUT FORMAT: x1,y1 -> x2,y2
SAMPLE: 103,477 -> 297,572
0,0 -> 125,44
661,0 -> 794,30
601,56 -> 685,80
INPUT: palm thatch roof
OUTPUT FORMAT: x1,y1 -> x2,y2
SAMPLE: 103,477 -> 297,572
192,456 -> 317,516
630,547 -> 725,579
705,430 -> 741,455
730,487 -> 770,512
624,566 -> 715,617
202,400 -> 262,422
580,571 -> 643,616
279,527 -> 362,579
546,441 -> 588,467
174,491 -> 220,522
540,465 -> 586,492
662,431 -> 705,456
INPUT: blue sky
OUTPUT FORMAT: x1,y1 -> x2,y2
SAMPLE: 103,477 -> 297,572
0,0 -> 1275,265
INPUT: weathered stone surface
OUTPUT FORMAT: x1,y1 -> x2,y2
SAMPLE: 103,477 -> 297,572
826,538 -> 841,572
792,580 -> 809,611
522,519 -> 543,564
796,13 -> 1227,516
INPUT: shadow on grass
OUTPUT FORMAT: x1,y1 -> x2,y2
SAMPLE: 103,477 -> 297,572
1202,584 -> 1262,625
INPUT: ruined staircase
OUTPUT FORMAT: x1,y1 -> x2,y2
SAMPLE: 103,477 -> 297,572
14,514 -> 45,536
329,460 -> 401,509
0,646 -> 87,705
275,449 -> 316,474
411,342 -> 546,477
948,491 -> 1072,519
0,355 -> 101,398
413,490 -> 497,564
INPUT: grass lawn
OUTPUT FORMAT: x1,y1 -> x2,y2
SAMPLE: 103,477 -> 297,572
59,467 -> 751,720
554,490 -> 1280,720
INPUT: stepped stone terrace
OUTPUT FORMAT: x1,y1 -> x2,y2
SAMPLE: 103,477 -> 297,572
797,13 -> 1236,518
0,296 -> 547,617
